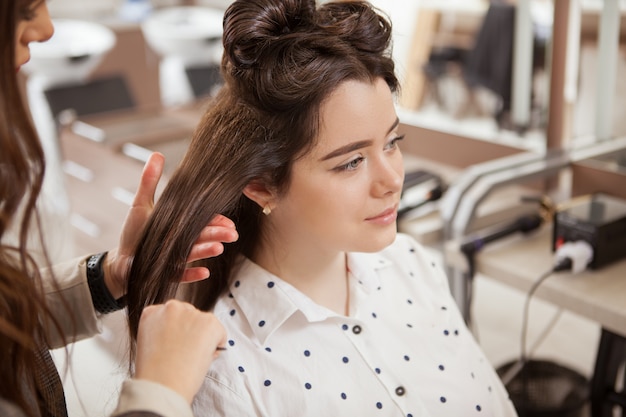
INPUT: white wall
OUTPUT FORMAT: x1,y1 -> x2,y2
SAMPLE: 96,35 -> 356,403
368,0 -> 422,91
48,0 -> 123,19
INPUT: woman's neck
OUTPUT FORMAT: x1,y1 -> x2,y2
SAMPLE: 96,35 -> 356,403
252,243 -> 350,315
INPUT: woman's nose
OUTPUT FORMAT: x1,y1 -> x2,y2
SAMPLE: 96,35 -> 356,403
372,155 -> 404,197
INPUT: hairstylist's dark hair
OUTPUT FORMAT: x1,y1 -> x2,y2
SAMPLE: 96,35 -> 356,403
126,0 -> 398,350
1,1 -> 68,416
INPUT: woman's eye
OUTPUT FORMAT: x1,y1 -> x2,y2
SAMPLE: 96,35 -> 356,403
337,156 -> 364,172
19,0 -> 43,20
20,8 -> 36,20
385,134 -> 405,150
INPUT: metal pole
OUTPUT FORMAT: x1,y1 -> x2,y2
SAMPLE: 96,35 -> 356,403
511,0 -> 533,129
594,0 -> 621,141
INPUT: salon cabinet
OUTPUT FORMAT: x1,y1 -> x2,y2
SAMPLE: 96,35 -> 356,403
58,104 -> 204,257
60,130 -> 148,257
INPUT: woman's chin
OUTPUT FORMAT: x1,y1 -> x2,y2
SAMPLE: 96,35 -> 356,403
353,228 -> 398,253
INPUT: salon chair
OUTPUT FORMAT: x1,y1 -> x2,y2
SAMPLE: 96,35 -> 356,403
44,75 -> 135,121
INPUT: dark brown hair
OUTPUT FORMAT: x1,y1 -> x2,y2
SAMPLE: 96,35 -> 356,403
126,0 -> 399,352
0,1 -> 67,416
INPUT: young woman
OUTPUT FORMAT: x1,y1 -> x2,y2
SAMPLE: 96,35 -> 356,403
126,0 -> 518,416
2,1 -> 237,416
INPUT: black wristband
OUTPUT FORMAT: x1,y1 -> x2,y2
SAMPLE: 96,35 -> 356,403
86,252 -> 126,314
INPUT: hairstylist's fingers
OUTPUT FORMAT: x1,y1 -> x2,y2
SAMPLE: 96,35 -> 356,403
105,152 -> 167,298
134,300 -> 227,404
118,152 -> 166,256
208,214 -> 237,229
181,266 -> 211,283
186,226 -> 238,262
132,152 -> 165,209
197,221 -> 238,245
181,215 -> 239,283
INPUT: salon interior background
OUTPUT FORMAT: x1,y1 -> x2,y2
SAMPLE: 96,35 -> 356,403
20,0 -> 626,416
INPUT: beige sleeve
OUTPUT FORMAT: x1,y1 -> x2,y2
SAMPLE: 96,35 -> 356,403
41,256 -> 101,348
113,380 -> 193,417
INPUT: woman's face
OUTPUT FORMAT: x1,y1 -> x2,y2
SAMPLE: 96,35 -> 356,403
15,1 -> 54,70
270,77 -> 404,254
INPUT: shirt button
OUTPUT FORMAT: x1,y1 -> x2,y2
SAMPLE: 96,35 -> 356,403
352,325 -> 362,334
395,386 -> 406,396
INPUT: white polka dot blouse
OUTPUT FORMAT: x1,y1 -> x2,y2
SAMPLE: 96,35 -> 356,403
192,233 -> 518,417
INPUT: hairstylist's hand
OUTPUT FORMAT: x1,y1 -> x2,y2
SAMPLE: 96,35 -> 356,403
103,152 -> 238,299
134,299 -> 227,403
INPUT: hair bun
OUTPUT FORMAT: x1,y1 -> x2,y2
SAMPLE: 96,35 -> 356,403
319,2 -> 392,54
223,0 -> 316,69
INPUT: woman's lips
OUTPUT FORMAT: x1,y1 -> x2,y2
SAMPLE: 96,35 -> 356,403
365,206 -> 398,225
17,53 -> 30,69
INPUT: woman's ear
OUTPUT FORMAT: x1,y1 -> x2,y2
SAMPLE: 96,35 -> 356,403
243,179 -> 276,211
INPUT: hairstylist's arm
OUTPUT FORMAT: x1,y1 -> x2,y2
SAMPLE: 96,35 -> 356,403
113,299 -> 226,416
104,152 -> 238,300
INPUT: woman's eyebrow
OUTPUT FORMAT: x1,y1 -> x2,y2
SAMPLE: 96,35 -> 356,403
319,117 -> 400,161
320,140 -> 372,161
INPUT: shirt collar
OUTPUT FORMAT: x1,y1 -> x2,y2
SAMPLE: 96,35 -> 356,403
346,250 -> 393,293
230,253 -> 394,346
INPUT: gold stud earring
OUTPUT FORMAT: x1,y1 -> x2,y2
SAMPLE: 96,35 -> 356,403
262,205 -> 272,215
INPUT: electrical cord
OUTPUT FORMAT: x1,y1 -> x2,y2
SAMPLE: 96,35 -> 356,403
519,257 -> 571,363
501,240 -> 594,402
518,241 -> 593,361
